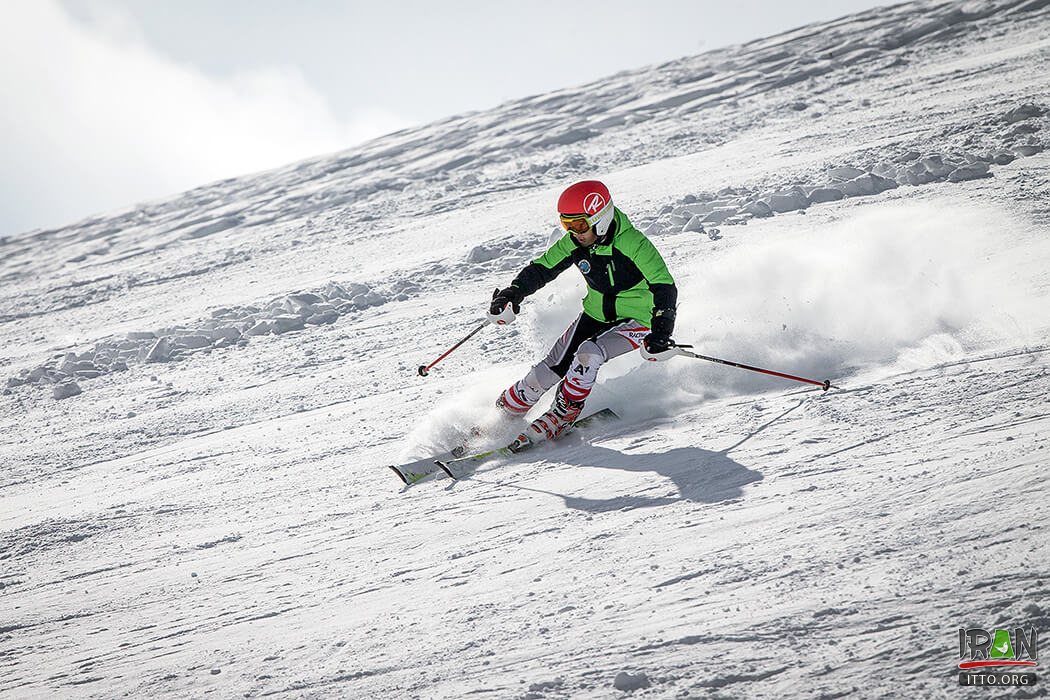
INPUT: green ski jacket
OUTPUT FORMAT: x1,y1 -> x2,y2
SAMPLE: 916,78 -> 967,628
510,208 -> 677,325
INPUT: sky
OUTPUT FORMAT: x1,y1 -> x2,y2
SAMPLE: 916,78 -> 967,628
0,0 -> 902,237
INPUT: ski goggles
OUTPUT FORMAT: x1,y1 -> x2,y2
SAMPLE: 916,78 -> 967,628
559,214 -> 592,234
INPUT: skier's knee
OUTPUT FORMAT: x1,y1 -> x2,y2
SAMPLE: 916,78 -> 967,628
567,341 -> 605,380
574,341 -> 606,370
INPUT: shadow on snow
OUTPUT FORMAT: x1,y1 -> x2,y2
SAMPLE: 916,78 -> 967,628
459,398 -> 806,513
554,444 -> 762,513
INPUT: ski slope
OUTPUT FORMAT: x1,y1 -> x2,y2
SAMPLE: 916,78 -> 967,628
2,1 -> 1049,698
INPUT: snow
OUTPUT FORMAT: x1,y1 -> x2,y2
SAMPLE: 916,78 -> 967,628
2,1 -> 1050,698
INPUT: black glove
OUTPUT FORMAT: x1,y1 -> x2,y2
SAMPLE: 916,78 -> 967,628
490,286 -> 523,315
644,308 -> 676,353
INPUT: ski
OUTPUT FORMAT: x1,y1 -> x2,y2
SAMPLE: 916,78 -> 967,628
387,408 -> 619,485
387,443 -> 469,486
388,458 -> 442,486
436,408 -> 620,480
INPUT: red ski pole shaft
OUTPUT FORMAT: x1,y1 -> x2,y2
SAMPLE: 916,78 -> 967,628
418,322 -> 488,377
675,345 -> 837,391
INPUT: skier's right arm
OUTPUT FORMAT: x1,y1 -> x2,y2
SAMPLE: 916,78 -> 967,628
490,235 -> 575,314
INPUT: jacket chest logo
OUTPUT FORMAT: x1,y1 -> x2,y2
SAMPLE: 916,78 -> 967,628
577,260 -> 592,274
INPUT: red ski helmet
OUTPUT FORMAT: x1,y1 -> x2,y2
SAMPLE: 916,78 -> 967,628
557,180 -> 615,241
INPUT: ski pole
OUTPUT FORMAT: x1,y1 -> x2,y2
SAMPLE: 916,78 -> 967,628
417,321 -> 488,377
673,344 -> 838,391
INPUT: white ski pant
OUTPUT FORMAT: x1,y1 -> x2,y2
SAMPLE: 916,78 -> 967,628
499,313 -> 650,414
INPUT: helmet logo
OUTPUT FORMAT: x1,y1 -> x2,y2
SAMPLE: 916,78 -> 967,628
583,193 -> 606,215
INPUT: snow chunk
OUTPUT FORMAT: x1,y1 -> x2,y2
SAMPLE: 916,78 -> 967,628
827,166 -> 866,181
145,337 -> 173,363
948,161 -> 991,182
808,187 -> 845,203
742,200 -> 773,218
351,291 -> 387,309
1003,103 -> 1045,124
668,210 -> 690,227
466,244 -> 503,264
902,162 -> 938,186
682,215 -> 706,232
272,315 -> 305,333
246,320 -> 277,336
52,381 -> 82,400
838,173 -> 898,197
701,208 -> 737,225
209,326 -> 241,342
871,161 -> 898,179
528,678 -> 564,692
320,281 -> 350,300
643,221 -> 670,236
920,155 -> 954,179
209,307 -> 234,319
173,335 -> 212,350
286,293 -> 323,313
767,188 -> 809,213
306,310 -> 339,325
613,671 -> 651,691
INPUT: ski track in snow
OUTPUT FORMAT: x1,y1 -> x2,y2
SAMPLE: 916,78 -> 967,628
3,1 -> 1050,698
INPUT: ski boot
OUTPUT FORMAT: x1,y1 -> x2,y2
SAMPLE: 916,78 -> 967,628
509,385 -> 585,451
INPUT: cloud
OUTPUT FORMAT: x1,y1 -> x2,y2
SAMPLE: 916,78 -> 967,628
0,1 -> 414,236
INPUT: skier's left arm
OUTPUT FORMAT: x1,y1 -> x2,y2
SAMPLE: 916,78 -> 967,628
624,233 -> 678,350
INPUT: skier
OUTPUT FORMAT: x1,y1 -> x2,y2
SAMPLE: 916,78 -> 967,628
488,179 -> 679,448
